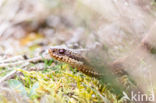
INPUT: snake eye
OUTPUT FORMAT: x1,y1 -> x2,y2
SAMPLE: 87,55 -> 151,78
59,49 -> 65,54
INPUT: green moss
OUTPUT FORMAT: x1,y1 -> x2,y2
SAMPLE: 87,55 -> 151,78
11,62 -> 126,103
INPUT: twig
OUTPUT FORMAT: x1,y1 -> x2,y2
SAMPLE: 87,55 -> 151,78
0,55 -> 23,64
0,70 -> 17,84
0,51 -> 51,68
0,52 -> 51,83
0,62 -> 29,84
0,61 -> 25,68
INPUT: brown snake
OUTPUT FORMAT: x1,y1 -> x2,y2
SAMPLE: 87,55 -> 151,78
48,47 -> 127,78
48,47 -> 101,77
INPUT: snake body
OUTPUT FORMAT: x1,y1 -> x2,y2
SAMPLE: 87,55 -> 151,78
48,47 -> 129,78
48,47 -> 102,77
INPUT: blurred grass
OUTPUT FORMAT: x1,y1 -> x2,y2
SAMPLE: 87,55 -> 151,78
0,60 -> 126,103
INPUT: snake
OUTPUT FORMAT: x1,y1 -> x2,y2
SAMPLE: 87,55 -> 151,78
48,47 -> 101,77
48,47 -> 128,78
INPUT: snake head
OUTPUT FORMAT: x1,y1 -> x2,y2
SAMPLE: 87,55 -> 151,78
48,47 -> 85,65
48,48 -> 67,60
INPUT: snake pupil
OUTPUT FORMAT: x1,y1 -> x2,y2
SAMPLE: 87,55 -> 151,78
59,49 -> 65,54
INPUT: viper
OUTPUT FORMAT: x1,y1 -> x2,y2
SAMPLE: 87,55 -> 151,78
48,47 -> 127,78
48,47 -> 104,77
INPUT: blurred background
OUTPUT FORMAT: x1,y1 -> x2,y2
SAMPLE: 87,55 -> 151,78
0,0 -> 156,103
